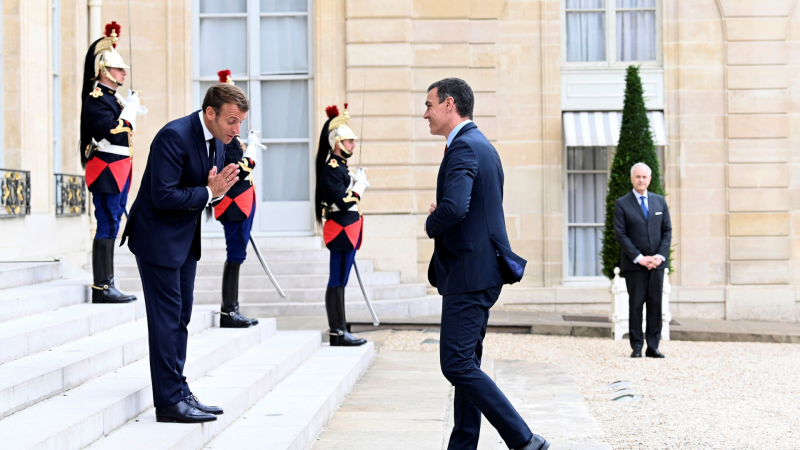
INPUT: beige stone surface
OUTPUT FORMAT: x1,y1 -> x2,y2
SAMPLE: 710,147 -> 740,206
728,139 -> 790,163
347,68 -> 412,91
729,188 -> 791,212
410,20 -> 470,43
725,18 -> 788,41
729,237 -> 791,261
719,0 -> 794,17
345,0 -> 411,19
726,287 -> 795,321
411,0 -> 467,19
728,164 -> 789,188
729,213 -> 791,236
727,42 -> 788,66
412,44 -> 471,67
347,43 -> 413,67
346,19 -> 411,43
727,89 -> 789,114
727,114 -> 789,139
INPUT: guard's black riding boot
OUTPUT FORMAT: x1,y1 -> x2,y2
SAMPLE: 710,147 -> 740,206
92,239 -> 136,304
220,261 -> 257,328
325,287 -> 366,346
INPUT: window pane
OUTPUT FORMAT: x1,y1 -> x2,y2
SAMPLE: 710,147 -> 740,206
568,226 -> 604,277
566,0 -> 605,8
261,0 -> 307,12
617,10 -> 656,61
260,80 -> 309,139
200,0 -> 246,14
199,18 -> 247,76
260,143 -> 309,201
616,0 -> 655,7
567,146 -> 607,170
568,173 -> 607,223
566,12 -> 606,62
260,17 -> 308,75
199,82 -> 249,132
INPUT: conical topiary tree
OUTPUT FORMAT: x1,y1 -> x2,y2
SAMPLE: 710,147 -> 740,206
601,65 -> 664,279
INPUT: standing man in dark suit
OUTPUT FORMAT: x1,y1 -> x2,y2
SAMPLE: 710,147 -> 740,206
424,78 -> 549,450
121,84 -> 246,423
613,162 -> 672,359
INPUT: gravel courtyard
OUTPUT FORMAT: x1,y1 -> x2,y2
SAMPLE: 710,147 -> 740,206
380,331 -> 800,450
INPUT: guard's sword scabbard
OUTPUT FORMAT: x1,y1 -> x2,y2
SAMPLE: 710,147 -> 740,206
353,259 -> 380,326
249,237 -> 286,298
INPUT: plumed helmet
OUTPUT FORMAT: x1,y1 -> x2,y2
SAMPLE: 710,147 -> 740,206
218,69 -> 234,85
325,104 -> 358,157
92,22 -> 130,86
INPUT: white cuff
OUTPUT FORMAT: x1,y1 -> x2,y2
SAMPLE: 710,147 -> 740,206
205,187 -> 223,206
633,254 -> 643,264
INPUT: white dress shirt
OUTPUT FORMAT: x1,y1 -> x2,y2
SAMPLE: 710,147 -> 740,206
199,111 -> 224,205
631,189 -> 666,265
446,119 -> 472,148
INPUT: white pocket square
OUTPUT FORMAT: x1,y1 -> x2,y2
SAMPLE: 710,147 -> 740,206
655,212 -> 663,215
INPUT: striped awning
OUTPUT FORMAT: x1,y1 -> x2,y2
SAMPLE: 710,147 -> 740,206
563,111 -> 668,147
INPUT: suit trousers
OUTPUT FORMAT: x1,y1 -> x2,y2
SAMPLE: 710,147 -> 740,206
136,253 -> 196,407
440,285 -> 532,450
625,268 -> 664,351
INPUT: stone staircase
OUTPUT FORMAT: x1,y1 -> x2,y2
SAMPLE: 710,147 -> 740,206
107,236 -> 441,320
0,261 -> 374,450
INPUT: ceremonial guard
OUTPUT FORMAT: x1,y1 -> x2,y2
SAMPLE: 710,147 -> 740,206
315,105 -> 369,346
80,22 -> 146,304
212,70 -> 261,328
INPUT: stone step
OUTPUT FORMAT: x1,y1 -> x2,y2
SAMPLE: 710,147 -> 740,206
239,294 -> 442,320
0,320 -> 276,450
84,330 -> 322,450
115,270 -> 401,292
0,277 -> 89,324
0,306 -> 217,420
206,344 -> 374,450
0,262 -> 63,290
112,260 -> 375,278
0,300 -> 145,365
192,284 -> 430,304
199,236 -> 322,251
110,248 -> 331,265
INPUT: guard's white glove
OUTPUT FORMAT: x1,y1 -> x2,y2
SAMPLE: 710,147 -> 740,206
349,167 -> 370,197
244,130 -> 266,160
118,90 -> 142,129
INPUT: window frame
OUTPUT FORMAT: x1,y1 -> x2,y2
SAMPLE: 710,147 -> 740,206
560,0 -> 663,70
191,0 -> 316,235
52,0 -> 62,173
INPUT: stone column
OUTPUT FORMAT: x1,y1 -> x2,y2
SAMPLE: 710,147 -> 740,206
720,0 -> 797,321
87,0 -> 101,44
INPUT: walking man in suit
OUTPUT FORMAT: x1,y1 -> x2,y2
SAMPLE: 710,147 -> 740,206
613,162 -> 672,359
424,77 -> 549,450
121,84 -> 246,423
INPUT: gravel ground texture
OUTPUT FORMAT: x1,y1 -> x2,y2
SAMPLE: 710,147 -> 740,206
380,331 -> 800,450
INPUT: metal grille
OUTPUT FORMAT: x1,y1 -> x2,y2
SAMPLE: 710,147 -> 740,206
55,173 -> 86,216
0,169 -> 31,218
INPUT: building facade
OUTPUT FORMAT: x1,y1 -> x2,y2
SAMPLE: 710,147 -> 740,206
2,0 -> 800,321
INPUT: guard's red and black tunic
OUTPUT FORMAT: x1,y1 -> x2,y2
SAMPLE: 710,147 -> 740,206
321,154 -> 362,252
214,138 -> 256,222
82,85 -> 133,194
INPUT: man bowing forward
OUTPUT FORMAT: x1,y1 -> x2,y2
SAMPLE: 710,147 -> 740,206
424,78 -> 549,450
121,84 -> 246,423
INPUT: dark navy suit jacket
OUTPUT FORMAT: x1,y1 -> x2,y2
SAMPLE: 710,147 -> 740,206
425,122 -> 526,296
613,191 -> 672,273
121,110 -> 224,269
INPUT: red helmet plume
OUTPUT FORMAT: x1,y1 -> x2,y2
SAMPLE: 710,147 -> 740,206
325,105 -> 339,119
217,69 -> 232,84
104,21 -> 121,48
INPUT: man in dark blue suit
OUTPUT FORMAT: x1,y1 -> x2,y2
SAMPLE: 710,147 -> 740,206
121,84 -> 246,423
423,78 -> 549,450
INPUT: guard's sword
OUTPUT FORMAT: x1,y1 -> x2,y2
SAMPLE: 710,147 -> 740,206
353,260 -> 379,326
249,237 -> 286,298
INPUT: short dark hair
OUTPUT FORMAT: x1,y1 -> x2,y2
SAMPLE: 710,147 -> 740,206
202,83 -> 250,117
427,78 -> 474,120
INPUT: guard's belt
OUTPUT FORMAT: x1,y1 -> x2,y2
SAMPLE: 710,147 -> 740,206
96,139 -> 131,157
328,203 -> 359,213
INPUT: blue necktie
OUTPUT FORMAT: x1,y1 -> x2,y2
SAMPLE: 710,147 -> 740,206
208,138 -> 216,170
640,195 -> 648,219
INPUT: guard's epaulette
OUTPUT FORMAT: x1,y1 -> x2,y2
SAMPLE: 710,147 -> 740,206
328,158 -> 339,169
89,87 -> 103,98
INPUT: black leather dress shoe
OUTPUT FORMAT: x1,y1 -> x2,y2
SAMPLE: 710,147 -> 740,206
517,433 -> 550,450
631,349 -> 642,358
645,348 -> 665,358
155,399 -> 217,423
184,394 -> 223,415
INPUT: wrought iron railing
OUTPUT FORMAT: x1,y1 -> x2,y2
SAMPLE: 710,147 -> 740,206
0,168 -> 31,218
55,173 -> 87,216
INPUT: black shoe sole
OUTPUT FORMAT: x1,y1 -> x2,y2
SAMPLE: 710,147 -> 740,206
156,415 -> 217,423
92,298 -> 137,304
219,322 -> 253,328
